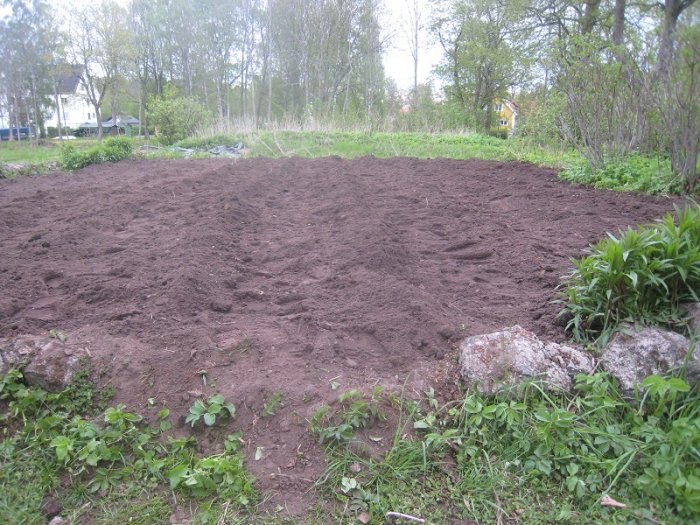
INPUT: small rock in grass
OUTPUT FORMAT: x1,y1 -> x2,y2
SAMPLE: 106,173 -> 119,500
40,495 -> 62,518
48,517 -> 67,525
1,335 -> 87,392
23,340 -> 87,392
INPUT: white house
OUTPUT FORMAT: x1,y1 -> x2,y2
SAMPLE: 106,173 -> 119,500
45,66 -> 98,130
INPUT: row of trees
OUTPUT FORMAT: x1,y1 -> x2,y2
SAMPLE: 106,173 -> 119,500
0,0 -> 698,189
430,0 -> 699,190
0,0 -> 388,139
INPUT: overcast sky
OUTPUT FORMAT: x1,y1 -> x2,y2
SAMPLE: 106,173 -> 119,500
382,0 -> 443,91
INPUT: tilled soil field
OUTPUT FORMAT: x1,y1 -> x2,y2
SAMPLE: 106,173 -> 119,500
0,156 -> 678,514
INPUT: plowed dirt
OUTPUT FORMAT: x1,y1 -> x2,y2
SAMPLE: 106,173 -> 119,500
0,156 -> 678,514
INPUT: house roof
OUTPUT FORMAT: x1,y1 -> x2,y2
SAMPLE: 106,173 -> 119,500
58,65 -> 83,94
102,115 -> 140,127
504,99 -> 520,114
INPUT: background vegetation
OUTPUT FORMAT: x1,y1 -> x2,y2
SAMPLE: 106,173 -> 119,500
0,0 -> 698,191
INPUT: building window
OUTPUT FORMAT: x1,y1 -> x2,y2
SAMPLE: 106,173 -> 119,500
494,103 -> 503,112
61,97 -> 68,105
499,119 -> 508,126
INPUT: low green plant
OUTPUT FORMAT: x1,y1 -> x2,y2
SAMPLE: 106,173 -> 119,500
185,394 -> 236,427
61,137 -> 134,170
262,391 -> 283,417
559,202 -> 700,343
310,387 -> 386,444
0,370 -> 254,524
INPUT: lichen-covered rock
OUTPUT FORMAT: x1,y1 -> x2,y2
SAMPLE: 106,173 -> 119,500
458,326 -> 594,395
0,335 -> 46,374
1,335 -> 88,392
599,324 -> 697,394
23,339 -> 87,392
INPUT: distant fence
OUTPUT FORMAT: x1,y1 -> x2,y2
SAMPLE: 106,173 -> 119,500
0,128 -> 31,141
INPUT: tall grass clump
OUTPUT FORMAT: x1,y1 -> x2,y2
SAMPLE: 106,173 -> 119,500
61,137 -> 134,170
560,202 -> 700,344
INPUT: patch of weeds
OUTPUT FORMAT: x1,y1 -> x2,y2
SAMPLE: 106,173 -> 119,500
234,337 -> 253,354
560,153 -> 682,195
0,369 -> 255,525
559,202 -> 700,344
314,374 -> 700,524
309,387 -> 386,444
186,394 -> 236,427
262,391 -> 283,418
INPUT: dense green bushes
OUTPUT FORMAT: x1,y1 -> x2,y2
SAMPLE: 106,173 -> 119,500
560,154 -> 683,195
61,137 -> 134,170
560,202 -> 700,343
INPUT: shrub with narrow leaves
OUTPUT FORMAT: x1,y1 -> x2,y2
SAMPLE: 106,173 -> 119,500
560,202 -> 700,343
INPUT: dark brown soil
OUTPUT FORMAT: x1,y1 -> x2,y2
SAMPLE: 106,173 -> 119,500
0,156 -> 678,515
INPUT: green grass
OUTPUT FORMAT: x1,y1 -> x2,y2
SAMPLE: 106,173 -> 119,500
3,339 -> 699,523
0,131 -> 686,197
177,130 -> 682,195
177,130 -> 575,166
312,374 -> 700,524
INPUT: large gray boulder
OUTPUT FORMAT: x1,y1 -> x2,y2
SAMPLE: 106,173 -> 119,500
0,335 -> 87,392
599,324 -> 697,394
458,326 -> 594,395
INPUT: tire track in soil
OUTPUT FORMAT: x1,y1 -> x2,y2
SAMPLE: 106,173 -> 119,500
0,157 -> 678,514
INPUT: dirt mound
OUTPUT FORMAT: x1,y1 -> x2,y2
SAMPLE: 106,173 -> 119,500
0,156 -> 677,513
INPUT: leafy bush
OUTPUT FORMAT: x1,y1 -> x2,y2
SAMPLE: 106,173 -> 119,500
61,137 -> 134,170
560,202 -> 700,343
149,94 -> 212,145
560,154 -> 683,195
488,126 -> 509,139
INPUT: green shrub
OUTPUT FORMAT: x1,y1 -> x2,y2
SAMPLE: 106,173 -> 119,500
61,137 -> 134,170
560,202 -> 700,343
149,94 -> 212,146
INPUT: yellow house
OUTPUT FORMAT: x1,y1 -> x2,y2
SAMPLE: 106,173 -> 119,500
493,99 -> 520,134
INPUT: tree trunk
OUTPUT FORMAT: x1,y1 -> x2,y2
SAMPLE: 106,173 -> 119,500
54,80 -> 63,142
95,105 -> 103,140
657,0 -> 695,81
111,81 -> 118,132
580,0 -> 601,34
612,0 -> 626,45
